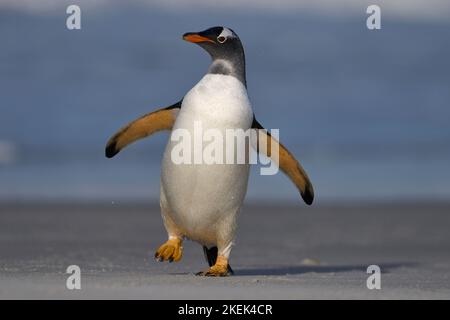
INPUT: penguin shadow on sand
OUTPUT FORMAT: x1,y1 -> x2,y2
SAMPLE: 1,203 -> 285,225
233,262 -> 417,276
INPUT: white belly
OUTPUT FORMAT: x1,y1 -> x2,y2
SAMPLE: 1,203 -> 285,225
160,74 -> 253,244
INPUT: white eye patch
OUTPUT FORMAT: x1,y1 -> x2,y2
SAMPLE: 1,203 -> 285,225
218,27 -> 235,40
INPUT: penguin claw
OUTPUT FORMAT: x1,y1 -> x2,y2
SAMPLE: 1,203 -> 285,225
195,268 -> 230,277
154,238 -> 183,262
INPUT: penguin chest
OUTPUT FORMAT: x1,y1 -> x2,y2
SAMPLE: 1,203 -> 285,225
160,74 -> 253,241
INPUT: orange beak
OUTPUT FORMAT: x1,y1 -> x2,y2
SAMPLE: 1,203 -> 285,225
183,33 -> 215,44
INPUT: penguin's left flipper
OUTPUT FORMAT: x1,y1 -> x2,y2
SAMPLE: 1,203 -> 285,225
105,101 -> 181,158
252,116 -> 314,205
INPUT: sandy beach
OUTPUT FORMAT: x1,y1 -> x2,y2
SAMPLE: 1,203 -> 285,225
0,202 -> 449,299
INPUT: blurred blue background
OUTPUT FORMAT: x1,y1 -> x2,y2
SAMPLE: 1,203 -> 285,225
1,0 -> 449,204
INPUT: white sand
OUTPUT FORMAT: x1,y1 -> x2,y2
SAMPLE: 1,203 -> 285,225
0,202 -> 449,299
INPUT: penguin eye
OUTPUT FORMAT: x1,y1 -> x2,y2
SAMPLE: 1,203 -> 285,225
217,36 -> 227,44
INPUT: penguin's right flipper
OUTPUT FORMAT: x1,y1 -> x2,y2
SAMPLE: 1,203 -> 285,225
105,101 -> 181,158
252,116 -> 314,205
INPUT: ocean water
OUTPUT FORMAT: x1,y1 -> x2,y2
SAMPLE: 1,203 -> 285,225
1,6 -> 450,203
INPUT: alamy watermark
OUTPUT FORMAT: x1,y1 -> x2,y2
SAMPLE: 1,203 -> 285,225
66,265 -> 81,290
66,5 -> 81,30
170,122 -> 280,175
367,5 -> 381,30
66,4 -> 381,31
366,265 -> 381,290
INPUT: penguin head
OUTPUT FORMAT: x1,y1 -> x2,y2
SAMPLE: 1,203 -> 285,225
183,26 -> 243,60
183,26 -> 246,85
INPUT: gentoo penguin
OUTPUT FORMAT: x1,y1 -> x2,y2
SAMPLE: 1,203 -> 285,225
105,26 -> 314,276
